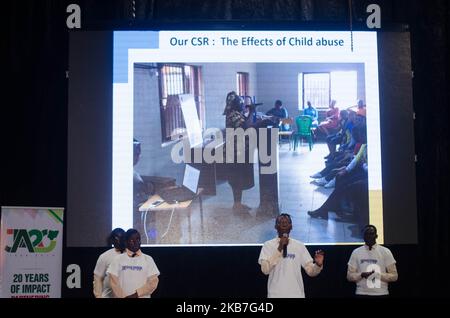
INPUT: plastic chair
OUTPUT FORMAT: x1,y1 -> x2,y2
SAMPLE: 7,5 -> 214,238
293,115 -> 313,151
278,117 -> 294,149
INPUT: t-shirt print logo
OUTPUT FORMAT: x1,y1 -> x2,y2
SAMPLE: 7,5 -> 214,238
360,259 -> 378,264
121,265 -> 143,271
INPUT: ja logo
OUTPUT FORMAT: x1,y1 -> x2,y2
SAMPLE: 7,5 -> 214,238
4,229 -> 59,253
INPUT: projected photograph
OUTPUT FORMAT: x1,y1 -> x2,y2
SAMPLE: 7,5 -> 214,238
112,31 -> 383,245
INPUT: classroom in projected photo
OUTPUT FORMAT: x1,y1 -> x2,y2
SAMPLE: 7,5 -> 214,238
112,31 -> 382,245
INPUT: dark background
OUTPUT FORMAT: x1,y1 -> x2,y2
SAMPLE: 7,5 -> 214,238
3,0 -> 449,298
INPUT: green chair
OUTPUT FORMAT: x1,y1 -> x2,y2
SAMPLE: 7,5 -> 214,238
293,115 -> 313,151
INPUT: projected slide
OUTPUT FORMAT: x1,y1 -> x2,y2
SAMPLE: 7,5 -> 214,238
112,30 -> 384,245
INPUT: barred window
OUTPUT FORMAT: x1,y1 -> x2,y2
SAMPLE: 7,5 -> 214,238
159,64 -> 204,144
300,71 -> 358,110
302,72 -> 330,109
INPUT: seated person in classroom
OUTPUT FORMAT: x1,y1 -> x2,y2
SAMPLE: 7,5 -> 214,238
303,101 -> 319,128
266,100 -> 290,131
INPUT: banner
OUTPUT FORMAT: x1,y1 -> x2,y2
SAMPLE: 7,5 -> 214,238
0,206 -> 64,298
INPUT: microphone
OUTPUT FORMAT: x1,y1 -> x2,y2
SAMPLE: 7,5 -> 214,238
247,103 -> 263,112
282,233 -> 288,258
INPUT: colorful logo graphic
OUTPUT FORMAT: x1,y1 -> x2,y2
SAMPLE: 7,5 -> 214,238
5,229 -> 59,253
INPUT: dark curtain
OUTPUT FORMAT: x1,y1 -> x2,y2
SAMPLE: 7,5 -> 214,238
3,0 -> 450,298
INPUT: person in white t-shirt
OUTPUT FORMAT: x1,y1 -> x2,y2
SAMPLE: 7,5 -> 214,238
93,228 -> 125,298
108,229 -> 160,298
258,213 -> 325,298
347,225 -> 398,297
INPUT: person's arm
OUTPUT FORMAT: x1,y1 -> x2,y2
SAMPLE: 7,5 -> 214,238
93,254 -> 107,298
109,273 -> 126,298
303,250 -> 324,277
131,274 -> 159,297
303,262 -> 322,277
380,263 -> 398,283
260,250 -> 283,275
345,144 -> 366,172
93,274 -> 104,298
347,264 -> 363,282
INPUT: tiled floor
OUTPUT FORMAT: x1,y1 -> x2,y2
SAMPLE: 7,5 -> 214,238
143,142 -> 364,245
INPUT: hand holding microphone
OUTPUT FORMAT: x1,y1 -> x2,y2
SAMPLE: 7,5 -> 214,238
280,233 -> 289,258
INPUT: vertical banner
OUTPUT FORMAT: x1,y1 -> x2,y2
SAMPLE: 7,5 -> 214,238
0,207 -> 64,298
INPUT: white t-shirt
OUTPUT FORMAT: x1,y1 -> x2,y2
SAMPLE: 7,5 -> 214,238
258,238 -> 313,298
348,244 -> 396,296
93,248 -> 122,298
107,252 -> 160,298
